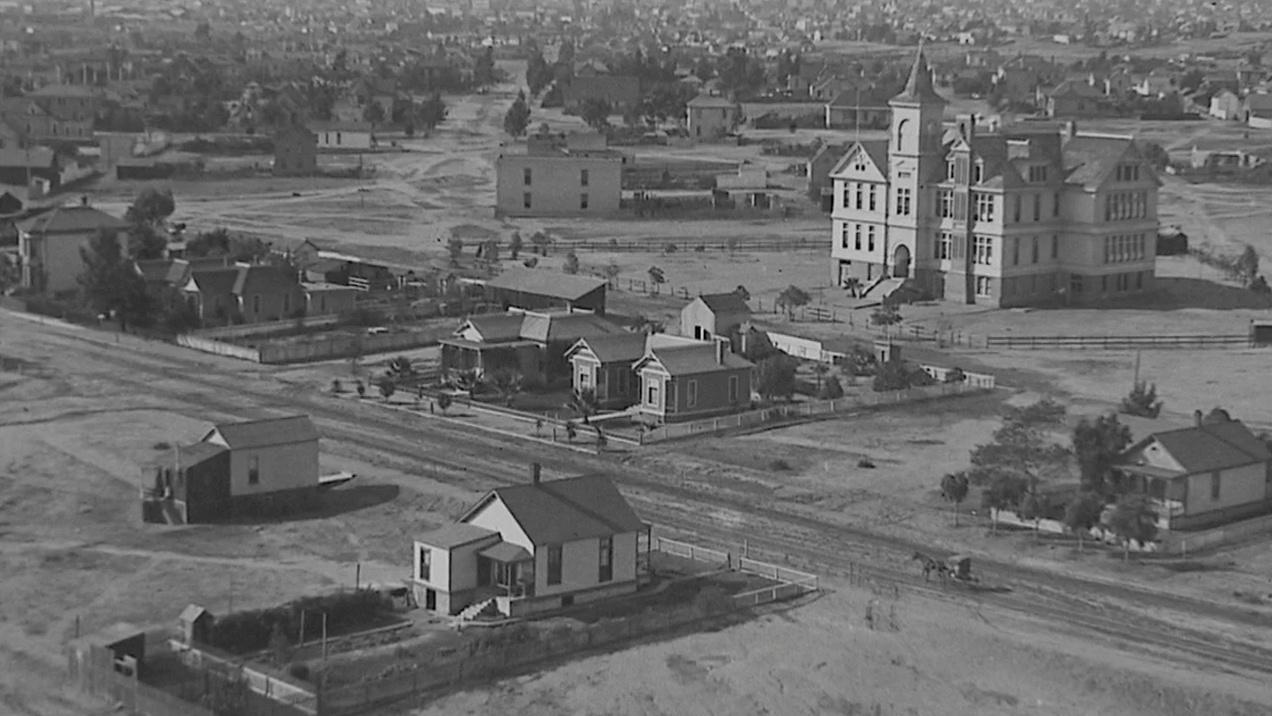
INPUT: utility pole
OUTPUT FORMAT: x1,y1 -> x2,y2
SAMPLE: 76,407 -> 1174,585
1132,349 -> 1141,387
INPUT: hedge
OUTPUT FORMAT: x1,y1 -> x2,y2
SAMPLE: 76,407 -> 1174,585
206,589 -> 388,654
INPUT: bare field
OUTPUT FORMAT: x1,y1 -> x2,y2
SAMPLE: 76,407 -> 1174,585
408,582 -> 1271,716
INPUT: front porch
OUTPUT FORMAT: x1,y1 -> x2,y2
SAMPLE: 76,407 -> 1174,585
439,338 -> 540,379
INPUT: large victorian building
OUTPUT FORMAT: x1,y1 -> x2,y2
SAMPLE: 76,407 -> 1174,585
829,50 -> 1160,307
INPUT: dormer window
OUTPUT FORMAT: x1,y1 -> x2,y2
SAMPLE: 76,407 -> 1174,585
972,160 -> 984,184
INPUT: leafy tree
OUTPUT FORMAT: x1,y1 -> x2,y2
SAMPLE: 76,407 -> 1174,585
940,472 -> 970,526
945,367 -> 967,384
1006,398 -> 1067,427
580,98 -> 612,132
508,231 -> 524,259
1251,275 -> 1271,294
603,262 -> 621,281
871,359 -> 912,392
355,380 -> 366,398
504,90 -> 532,136
447,237 -> 464,267
1120,380 -> 1162,418
362,100 -> 386,125
489,369 -> 524,407
821,375 -> 844,400
77,229 -> 155,330
475,45 -> 496,86
1236,244 -> 1260,287
530,231 -> 551,255
968,400 -> 1070,494
125,188 -> 175,226
480,239 -> 500,265
386,356 -> 415,383
526,48 -> 552,95
377,376 -> 396,401
1103,493 -> 1159,561
1063,491 -> 1106,552
756,354 -> 797,401
871,303 -> 902,326
128,222 -> 168,260
563,251 -> 580,275
416,93 -> 448,129
1018,491 -> 1052,540
567,388 -> 599,423
647,266 -> 665,291
733,284 -> 750,301
775,285 -> 811,320
981,472 -> 1029,533
436,392 -> 453,413
1072,414 -> 1132,494
564,420 -> 578,442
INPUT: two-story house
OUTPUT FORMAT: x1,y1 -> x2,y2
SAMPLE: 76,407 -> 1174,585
18,199 -> 129,294
412,466 -> 648,618
686,94 -> 743,141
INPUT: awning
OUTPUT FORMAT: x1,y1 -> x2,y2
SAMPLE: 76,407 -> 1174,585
479,541 -> 532,563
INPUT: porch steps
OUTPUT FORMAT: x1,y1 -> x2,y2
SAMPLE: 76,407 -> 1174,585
458,598 -> 496,621
862,277 -> 906,300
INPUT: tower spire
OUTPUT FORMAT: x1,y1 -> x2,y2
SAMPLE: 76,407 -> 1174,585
892,43 -> 941,104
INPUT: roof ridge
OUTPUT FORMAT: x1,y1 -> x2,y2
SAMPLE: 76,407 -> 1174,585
536,474 -> 630,536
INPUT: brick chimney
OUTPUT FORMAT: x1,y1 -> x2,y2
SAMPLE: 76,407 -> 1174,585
530,462 -> 541,485
714,336 -> 728,364
1060,120 -> 1078,145
956,113 -> 977,141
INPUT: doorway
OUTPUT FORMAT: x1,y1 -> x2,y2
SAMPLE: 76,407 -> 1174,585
892,244 -> 911,278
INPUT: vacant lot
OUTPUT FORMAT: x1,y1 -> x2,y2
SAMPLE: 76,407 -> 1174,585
409,580 -> 1271,716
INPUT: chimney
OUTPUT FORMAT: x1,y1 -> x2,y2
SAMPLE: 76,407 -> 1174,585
956,113 -> 976,141
1194,410 -> 1203,427
530,462 -> 541,485
714,336 -> 727,364
80,195 -> 89,206
1060,120 -> 1077,145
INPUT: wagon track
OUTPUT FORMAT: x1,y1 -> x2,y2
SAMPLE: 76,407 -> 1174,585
13,321 -> 1272,679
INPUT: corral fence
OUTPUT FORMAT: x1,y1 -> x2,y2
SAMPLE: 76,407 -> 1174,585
564,236 -> 827,253
651,536 -> 820,608
639,381 -> 986,444
985,333 -> 1258,350
652,535 -> 731,568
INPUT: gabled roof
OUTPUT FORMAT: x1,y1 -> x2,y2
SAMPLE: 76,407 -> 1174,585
205,415 -> 319,450
135,258 -> 190,285
16,204 -> 127,235
696,292 -> 751,315
892,47 -> 944,105
519,311 -> 624,344
1244,94 -> 1272,113
189,267 -> 241,296
461,313 -> 526,342
566,332 -> 647,363
486,269 -> 606,302
479,541 -> 532,563
232,264 -> 298,297
179,604 -> 211,623
466,474 -> 644,545
1124,416 -> 1270,474
828,140 -> 888,179
636,342 -> 754,376
175,442 -> 229,466
418,522 -> 498,549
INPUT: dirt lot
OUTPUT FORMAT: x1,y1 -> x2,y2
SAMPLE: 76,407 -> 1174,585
407,580 -> 1271,716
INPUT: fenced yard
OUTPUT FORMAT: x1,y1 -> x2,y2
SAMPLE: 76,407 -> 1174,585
984,333 -> 1260,350
639,380 -> 989,444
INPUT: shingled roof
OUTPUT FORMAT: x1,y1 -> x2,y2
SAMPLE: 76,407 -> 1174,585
465,474 -> 644,545
1123,414 -> 1271,475
696,292 -> 751,315
486,269 -> 606,302
204,415 -> 319,450
17,203 -> 127,235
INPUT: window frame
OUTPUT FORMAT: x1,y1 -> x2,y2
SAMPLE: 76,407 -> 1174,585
248,455 -> 260,485
546,545 -> 563,586
598,536 -> 613,583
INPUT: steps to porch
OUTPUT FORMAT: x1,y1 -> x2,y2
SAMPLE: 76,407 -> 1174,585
457,598 -> 497,621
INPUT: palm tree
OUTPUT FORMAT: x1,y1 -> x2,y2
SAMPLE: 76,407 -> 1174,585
567,387 -> 600,424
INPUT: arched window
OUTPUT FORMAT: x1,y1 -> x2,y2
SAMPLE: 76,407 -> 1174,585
896,119 -> 910,152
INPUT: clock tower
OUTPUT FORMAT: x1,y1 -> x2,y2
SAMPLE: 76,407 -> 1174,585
886,47 -> 946,291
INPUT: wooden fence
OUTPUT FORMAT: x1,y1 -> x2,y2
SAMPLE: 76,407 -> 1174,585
984,333 -> 1255,350
639,381 -> 986,444
562,236 -> 828,253
652,536 -> 732,567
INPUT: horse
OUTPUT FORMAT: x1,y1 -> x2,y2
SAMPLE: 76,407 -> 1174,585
911,551 -> 949,583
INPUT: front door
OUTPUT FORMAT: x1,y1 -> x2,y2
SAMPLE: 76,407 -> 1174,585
892,244 -> 911,278
425,589 -> 436,610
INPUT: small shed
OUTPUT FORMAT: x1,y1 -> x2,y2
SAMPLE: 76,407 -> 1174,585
1251,320 -> 1272,347
179,604 -> 214,645
67,622 -> 146,679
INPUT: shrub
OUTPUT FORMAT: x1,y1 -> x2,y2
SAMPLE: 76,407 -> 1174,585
1120,380 -> 1162,418
857,458 -> 876,469
287,662 -> 311,682
820,375 -> 844,399
944,367 -> 966,384
206,588 -> 389,654
872,360 -> 911,392
769,458 -> 792,471
331,379 -> 343,394
153,441 -> 172,450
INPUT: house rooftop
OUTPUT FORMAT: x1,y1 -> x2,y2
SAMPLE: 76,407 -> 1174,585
418,522 -> 497,549
472,474 -> 644,545
641,342 -> 754,376
1128,414 -> 1271,474
16,203 -> 127,235
205,415 -> 319,450
486,269 -> 606,303
567,331 -> 647,363
696,292 -> 751,315
519,311 -> 624,344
